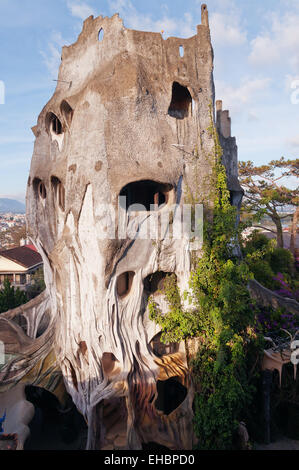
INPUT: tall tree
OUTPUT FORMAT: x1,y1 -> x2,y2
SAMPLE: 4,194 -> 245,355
272,158 -> 299,254
239,158 -> 298,249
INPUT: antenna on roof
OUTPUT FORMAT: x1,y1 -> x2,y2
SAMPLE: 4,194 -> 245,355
53,80 -> 72,89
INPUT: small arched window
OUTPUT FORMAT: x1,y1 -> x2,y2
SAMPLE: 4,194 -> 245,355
116,272 -> 135,298
51,176 -> 65,211
46,112 -> 63,135
98,28 -> 104,41
60,100 -> 73,127
119,180 -> 173,212
33,178 -> 47,201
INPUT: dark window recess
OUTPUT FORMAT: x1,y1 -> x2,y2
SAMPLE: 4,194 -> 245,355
36,311 -> 51,338
102,352 -> 118,375
116,271 -> 135,298
150,332 -> 179,358
60,100 -> 73,126
33,178 -> 46,200
155,377 -> 187,415
46,112 -> 63,135
119,180 -> 173,212
39,182 -> 47,200
13,314 -> 27,334
51,176 -> 65,211
24,386 -> 87,450
69,362 -> 78,391
144,271 -> 174,294
168,82 -> 192,119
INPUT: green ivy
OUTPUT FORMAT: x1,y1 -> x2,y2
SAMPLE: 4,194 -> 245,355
149,110 -> 263,449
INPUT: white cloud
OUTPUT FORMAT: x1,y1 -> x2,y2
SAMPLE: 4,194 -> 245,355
66,0 -> 95,20
216,77 -> 271,114
210,11 -> 247,46
108,0 -> 195,38
41,32 -> 68,78
249,13 -> 299,72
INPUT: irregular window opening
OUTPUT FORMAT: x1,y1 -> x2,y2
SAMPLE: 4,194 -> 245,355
150,332 -> 179,358
79,341 -> 87,356
12,314 -> 28,334
116,271 -> 135,298
98,28 -> 104,41
46,112 -> 63,135
69,362 -> 78,391
179,45 -> 184,57
102,352 -> 119,376
155,377 -> 187,415
168,82 -> 192,119
33,178 -> 46,200
39,182 -> 47,200
119,180 -> 173,212
36,311 -> 51,338
60,100 -> 73,127
144,271 -> 175,295
24,386 -> 87,450
51,176 -> 65,211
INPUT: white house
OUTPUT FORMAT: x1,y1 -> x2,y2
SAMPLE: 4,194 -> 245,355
0,245 -> 43,291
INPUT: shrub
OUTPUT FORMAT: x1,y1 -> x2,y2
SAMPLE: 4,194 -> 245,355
268,248 -> 294,277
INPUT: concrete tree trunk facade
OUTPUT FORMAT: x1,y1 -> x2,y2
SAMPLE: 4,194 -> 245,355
0,5 -> 243,450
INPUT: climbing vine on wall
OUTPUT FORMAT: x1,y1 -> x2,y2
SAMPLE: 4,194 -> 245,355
149,110 -> 263,449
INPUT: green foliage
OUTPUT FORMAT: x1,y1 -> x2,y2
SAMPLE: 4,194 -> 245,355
243,231 -> 272,255
189,132 -> 261,448
243,231 -> 295,288
0,278 -> 28,314
269,248 -> 294,276
149,274 -> 199,343
149,115 -> 263,449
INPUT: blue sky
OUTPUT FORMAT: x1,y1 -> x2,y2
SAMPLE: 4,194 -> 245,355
0,0 -> 298,201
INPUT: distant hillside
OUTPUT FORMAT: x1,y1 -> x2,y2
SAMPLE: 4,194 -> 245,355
0,198 -> 25,213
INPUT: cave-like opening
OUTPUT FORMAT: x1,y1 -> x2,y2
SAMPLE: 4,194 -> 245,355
168,82 -> 192,119
155,377 -> 187,415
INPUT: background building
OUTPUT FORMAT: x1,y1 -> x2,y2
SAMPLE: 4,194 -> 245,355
0,245 -> 43,291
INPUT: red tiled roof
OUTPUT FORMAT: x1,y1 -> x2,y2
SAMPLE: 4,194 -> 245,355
0,246 -> 43,269
25,244 -> 38,252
